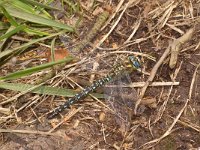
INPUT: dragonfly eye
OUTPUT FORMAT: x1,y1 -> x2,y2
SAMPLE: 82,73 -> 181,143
128,56 -> 141,69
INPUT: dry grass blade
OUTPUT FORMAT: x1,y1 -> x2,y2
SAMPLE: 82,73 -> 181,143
188,64 -> 200,101
0,128 -> 60,136
169,115 -> 200,133
147,0 -> 177,33
0,107 -> 11,115
166,23 -> 184,34
148,0 -> 175,18
105,81 -> 179,88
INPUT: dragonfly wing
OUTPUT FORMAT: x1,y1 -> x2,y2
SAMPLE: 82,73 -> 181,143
104,72 -> 138,133
59,34 -> 79,56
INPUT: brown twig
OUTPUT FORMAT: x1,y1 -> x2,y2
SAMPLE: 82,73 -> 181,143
134,28 -> 195,114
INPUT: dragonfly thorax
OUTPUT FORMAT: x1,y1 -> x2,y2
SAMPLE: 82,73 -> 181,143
128,56 -> 141,70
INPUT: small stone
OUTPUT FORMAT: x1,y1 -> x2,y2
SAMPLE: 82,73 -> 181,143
99,112 -> 106,122
73,119 -> 80,128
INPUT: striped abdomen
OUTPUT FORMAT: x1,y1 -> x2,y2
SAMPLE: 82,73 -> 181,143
47,63 -> 126,119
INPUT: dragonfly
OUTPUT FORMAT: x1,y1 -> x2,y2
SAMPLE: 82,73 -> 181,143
47,55 -> 141,119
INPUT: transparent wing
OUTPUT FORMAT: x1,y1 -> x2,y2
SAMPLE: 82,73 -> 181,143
104,72 -> 138,133
59,35 -> 77,55
60,34 -> 138,132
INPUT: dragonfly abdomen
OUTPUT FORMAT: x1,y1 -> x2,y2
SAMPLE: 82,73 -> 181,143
47,74 -> 114,119
47,57 -> 139,119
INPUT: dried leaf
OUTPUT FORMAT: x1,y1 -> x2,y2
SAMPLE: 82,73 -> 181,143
45,47 -> 70,62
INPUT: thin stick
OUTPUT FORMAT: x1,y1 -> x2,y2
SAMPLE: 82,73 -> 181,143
0,128 -> 59,136
105,81 -> 179,88
169,115 -> 200,133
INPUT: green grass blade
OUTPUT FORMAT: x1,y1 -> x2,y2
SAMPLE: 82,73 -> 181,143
23,27 -> 50,36
20,0 -> 61,11
9,0 -> 36,14
4,5 -> 74,31
0,81 -> 104,98
0,25 -> 25,41
0,5 -> 18,26
0,56 -> 73,80
0,25 -> 14,51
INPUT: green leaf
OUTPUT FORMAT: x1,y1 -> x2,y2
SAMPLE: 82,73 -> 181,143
9,0 -> 36,14
0,56 -> 73,80
0,25 -> 15,51
4,5 -> 74,31
23,27 -> 50,36
0,81 -> 104,98
0,5 -> 18,26
0,25 -> 25,41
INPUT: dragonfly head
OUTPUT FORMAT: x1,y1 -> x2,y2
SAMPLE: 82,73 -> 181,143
127,56 -> 141,70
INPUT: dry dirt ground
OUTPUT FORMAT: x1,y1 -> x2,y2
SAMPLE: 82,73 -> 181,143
0,0 -> 200,150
